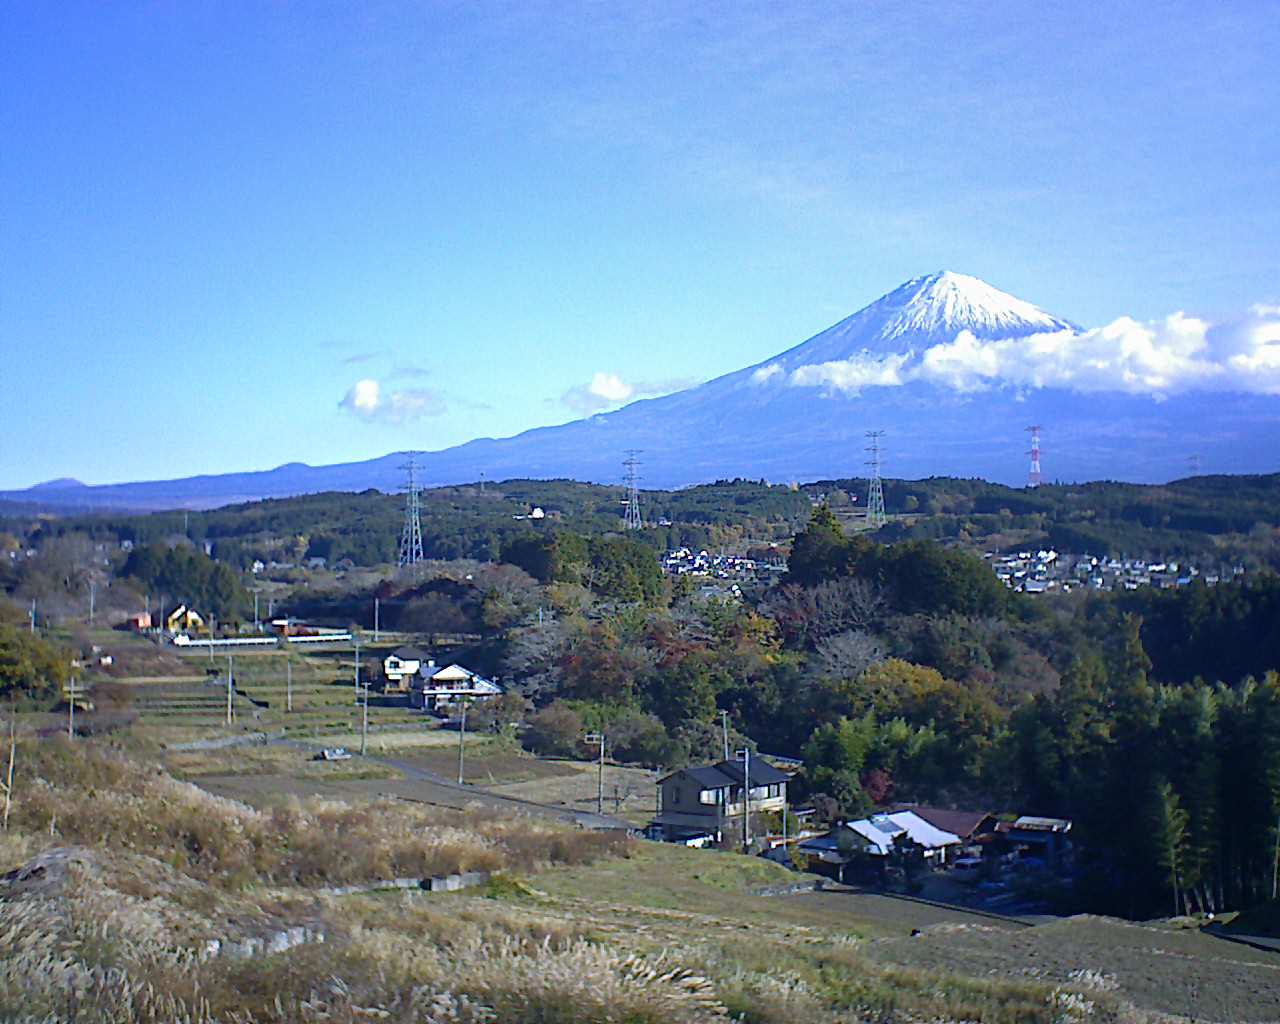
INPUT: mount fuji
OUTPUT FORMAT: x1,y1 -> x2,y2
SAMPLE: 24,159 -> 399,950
6,272 -> 1279,509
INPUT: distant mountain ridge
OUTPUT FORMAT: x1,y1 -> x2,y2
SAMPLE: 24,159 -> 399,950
4,271 -> 1278,511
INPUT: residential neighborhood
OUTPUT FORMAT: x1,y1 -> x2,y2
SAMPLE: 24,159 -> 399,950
986,548 -> 1246,594
661,547 -> 786,584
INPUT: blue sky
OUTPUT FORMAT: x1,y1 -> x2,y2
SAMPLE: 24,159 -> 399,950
2,1 -> 1277,488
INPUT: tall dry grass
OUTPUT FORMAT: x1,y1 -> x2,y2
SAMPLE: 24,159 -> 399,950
8,737 -> 628,888
0,737 -> 1143,1023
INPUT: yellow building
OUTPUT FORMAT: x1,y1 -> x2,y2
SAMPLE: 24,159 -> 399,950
165,605 -> 206,634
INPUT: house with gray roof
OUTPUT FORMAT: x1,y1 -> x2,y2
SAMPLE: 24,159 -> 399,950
652,757 -> 789,842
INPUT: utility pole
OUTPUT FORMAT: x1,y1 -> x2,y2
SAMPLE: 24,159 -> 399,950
585,732 -> 605,815
28,599 -> 35,634
373,597 -> 380,641
720,710 -> 730,762
66,679 -> 84,740
285,655 -> 293,713
1272,812 -> 1280,901
88,580 -> 96,625
353,638 -> 361,696
226,653 -> 234,726
252,588 -> 261,632
360,678 -> 369,756
1,708 -> 14,830
782,782 -> 789,847
457,700 -> 470,784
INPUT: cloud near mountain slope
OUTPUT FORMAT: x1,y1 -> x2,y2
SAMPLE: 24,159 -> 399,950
764,303 -> 1280,397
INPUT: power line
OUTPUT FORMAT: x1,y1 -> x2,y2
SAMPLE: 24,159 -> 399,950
398,452 -> 425,572
865,431 -> 887,529
622,450 -> 643,530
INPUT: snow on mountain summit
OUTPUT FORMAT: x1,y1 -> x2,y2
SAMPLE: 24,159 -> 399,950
874,271 -> 1076,342
748,271 -> 1078,377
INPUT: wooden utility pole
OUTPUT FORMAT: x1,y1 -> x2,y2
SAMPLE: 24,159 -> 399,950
285,655 -> 293,713
225,653 -> 234,726
360,679 -> 369,756
737,747 -> 751,853
2,710 -> 15,830
1272,813 -> 1280,902
584,732 -> 606,815
457,700 -> 470,784
66,680 -> 84,740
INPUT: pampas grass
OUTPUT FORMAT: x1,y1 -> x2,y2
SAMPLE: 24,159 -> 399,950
8,738 -> 628,888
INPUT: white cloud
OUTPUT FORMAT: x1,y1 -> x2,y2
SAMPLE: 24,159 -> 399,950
789,352 -> 911,393
751,363 -> 783,384
339,379 -> 445,424
781,306 -> 1280,397
561,372 -> 698,415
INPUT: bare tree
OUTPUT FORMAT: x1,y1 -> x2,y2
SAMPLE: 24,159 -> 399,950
813,629 -> 885,680
761,577 -> 886,648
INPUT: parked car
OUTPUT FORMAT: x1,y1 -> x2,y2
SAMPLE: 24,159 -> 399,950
314,747 -> 353,761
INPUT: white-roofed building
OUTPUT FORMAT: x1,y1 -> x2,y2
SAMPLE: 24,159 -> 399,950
798,810 -> 962,875
409,662 -> 502,714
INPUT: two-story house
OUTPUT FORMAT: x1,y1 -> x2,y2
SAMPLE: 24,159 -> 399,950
409,662 -> 502,713
653,757 -> 789,843
382,646 -> 431,693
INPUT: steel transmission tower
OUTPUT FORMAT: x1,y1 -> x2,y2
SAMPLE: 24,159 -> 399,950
621,451 -> 643,530
398,452 -> 425,571
1026,426 -> 1042,488
865,431 -> 887,529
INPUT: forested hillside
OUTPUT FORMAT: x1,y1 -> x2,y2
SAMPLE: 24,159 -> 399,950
10,473 -> 1278,572
3,476 -> 1280,921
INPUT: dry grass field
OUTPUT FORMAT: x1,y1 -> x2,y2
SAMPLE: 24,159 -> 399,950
2,728 -> 1276,1022
487,760 -> 661,825
12,642 -> 1278,1023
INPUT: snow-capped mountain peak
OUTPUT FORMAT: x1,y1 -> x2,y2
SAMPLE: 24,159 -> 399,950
755,271 -> 1078,373
874,271 -> 1076,342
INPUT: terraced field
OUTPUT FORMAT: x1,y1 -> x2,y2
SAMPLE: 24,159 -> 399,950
123,649 -> 427,742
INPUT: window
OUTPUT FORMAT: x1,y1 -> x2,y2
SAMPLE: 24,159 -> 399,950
700,789 -> 717,805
